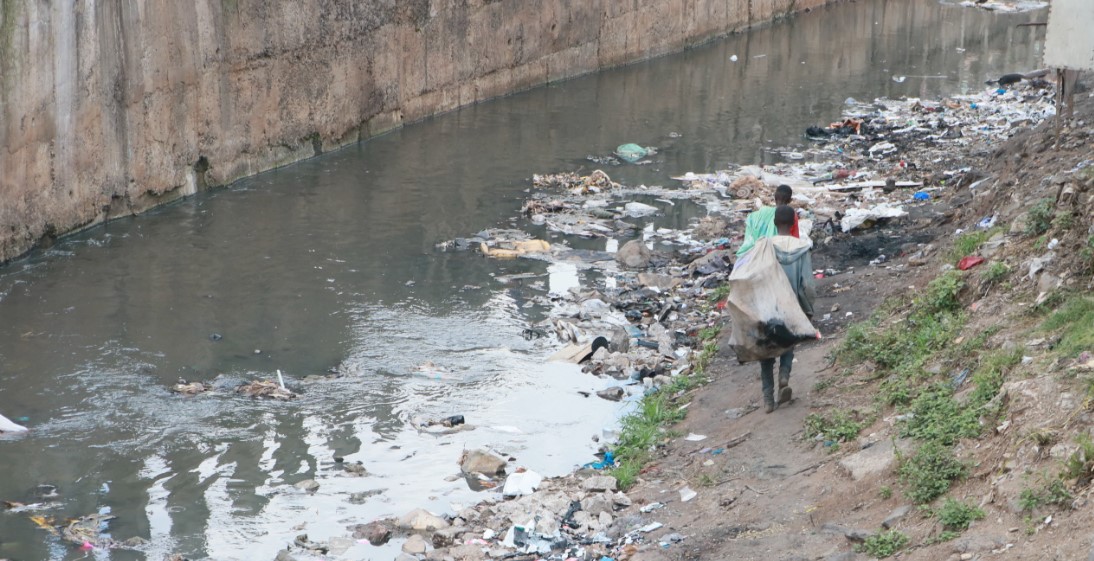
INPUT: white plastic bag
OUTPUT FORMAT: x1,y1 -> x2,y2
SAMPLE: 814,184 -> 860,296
724,238 -> 818,362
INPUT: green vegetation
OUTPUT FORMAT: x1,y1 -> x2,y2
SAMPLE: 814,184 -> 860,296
980,262 -> 1009,285
898,441 -> 968,504
804,409 -> 869,443
1053,211 -> 1075,231
857,530 -> 909,558
1025,199 -> 1055,237
1020,477 -> 1073,512
879,485 -> 893,500
936,498 -> 984,531
1040,295 -> 1094,358
901,384 -> 980,445
951,228 -> 996,260
1063,434 -> 1094,485
709,284 -> 731,303
611,328 -> 720,489
1081,235 -> 1094,273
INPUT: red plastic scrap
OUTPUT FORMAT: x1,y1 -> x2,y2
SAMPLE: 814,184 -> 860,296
957,256 -> 985,271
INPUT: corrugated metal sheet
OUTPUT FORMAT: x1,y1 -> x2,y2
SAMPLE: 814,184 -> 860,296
1043,0 -> 1094,71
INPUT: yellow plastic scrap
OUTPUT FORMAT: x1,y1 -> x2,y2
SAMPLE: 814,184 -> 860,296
480,240 -> 551,259
29,515 -> 59,535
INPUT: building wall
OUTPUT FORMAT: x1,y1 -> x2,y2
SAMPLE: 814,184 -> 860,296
0,0 -> 832,262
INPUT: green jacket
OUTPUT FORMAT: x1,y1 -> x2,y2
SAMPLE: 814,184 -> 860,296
771,235 -> 816,318
735,207 -> 778,257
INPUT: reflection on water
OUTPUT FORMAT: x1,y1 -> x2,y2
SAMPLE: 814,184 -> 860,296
0,0 -> 1043,559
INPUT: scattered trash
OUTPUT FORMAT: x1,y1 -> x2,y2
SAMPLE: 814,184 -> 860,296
236,379 -> 296,400
583,451 -> 616,470
640,522 -> 664,533
0,412 -> 29,433
503,469 -> 544,497
678,486 -> 698,502
977,215 -> 997,229
730,54 -> 739,62
480,239 -> 551,259
684,433 -> 708,442
171,379 -> 211,395
615,144 -> 653,163
640,502 -> 665,513
913,190 -> 930,201
957,256 -> 986,270
1046,238 -> 1059,250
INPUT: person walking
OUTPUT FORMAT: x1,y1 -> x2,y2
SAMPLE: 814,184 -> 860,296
735,184 -> 799,258
760,205 -> 815,413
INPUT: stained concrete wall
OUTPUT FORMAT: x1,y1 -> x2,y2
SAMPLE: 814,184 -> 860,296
0,0 -> 832,262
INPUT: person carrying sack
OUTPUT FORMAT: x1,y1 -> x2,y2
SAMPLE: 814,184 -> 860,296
759,205 -> 816,413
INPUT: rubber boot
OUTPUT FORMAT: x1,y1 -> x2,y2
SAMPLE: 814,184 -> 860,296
761,360 -> 777,413
778,366 -> 792,405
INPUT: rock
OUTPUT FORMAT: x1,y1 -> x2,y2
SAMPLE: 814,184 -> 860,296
399,508 -> 450,532
598,511 -> 613,528
582,475 -> 618,492
687,249 -> 733,276
432,527 -> 463,549
293,479 -> 320,493
449,544 -> 488,561
460,449 -> 507,476
403,534 -> 431,554
825,552 -> 861,561
881,505 -> 913,529
616,240 -> 652,269
395,554 -> 420,561
596,387 -> 625,402
637,273 -> 681,290
351,521 -> 392,545
844,528 -> 873,543
612,491 -> 632,507
274,550 -> 298,561
837,440 -> 897,480
581,493 -> 614,516
951,535 -> 1005,554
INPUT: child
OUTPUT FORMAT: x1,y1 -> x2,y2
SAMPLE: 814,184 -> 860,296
761,205 -> 816,413
736,184 -> 800,258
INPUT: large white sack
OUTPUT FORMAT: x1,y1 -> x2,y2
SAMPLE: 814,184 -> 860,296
724,237 -> 819,362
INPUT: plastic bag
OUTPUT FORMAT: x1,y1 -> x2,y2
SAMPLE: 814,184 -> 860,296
724,238 -> 818,362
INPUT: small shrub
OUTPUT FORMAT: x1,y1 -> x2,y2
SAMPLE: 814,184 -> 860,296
980,262 -> 1009,285
920,271 -> 964,315
879,485 -> 893,500
1020,477 -> 1074,511
857,530 -> 909,558
951,230 -> 992,260
936,498 -> 985,531
1063,434 -> 1094,485
901,384 -> 980,445
899,441 -> 968,504
1019,487 -> 1043,512
1053,211 -> 1075,231
1040,296 -> 1094,358
1025,199 -> 1055,237
804,409 -> 868,443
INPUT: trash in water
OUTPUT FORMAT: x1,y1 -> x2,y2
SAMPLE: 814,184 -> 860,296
236,379 -> 296,400
730,54 -> 738,62
624,201 -> 659,217
0,412 -> 29,433
615,144 -> 653,163
502,469 -> 544,497
583,451 -> 616,470
892,75 -> 907,83
171,379 -> 211,395
480,239 -> 551,259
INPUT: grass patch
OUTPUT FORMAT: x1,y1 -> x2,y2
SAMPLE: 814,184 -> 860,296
980,262 -> 1009,285
709,284 -> 731,303
899,441 -> 968,504
1020,477 -> 1073,512
1062,434 -> 1094,486
857,530 -> 909,558
936,498 -> 984,531
879,485 -> 893,500
951,228 -> 997,260
1039,295 -> 1094,358
1025,199 -> 1054,237
804,409 -> 870,443
610,332 -> 720,489
901,384 -> 980,445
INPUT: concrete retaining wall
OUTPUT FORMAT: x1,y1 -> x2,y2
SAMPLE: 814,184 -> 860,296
0,0 -> 832,262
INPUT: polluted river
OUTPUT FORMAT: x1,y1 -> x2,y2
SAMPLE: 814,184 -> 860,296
0,1 -> 1045,559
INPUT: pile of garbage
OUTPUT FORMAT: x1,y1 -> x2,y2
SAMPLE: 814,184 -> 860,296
264,81 -> 1064,561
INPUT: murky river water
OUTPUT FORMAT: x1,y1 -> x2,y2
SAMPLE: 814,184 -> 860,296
0,1 -> 1043,559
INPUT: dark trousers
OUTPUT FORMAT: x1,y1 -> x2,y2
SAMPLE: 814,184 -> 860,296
760,349 -> 794,398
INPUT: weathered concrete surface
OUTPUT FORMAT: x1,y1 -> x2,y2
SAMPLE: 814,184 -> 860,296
0,0 -> 832,262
